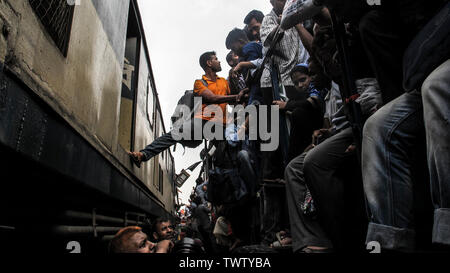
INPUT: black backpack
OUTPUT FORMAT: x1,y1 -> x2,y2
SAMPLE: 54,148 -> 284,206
170,79 -> 208,129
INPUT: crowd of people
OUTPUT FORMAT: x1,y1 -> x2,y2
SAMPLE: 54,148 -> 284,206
118,0 -> 449,254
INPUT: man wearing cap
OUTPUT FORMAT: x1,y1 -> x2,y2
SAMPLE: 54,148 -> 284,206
273,63 -> 326,160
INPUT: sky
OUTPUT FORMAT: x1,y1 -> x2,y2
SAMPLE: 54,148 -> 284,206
136,0 -> 273,205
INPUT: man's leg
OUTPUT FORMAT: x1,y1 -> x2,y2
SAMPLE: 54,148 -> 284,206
421,59 -> 450,246
362,91 -> 424,251
302,127 -> 356,250
237,150 -> 258,197
139,132 -> 178,162
135,119 -> 204,162
285,151 -> 333,252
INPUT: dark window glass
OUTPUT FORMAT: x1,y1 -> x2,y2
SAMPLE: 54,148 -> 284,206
29,0 -> 75,56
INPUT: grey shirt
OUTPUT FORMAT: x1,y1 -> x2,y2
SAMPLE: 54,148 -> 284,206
194,204 -> 211,230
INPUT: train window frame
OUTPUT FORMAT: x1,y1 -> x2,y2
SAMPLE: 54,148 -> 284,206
118,0 -> 142,152
146,76 -> 154,130
159,164 -> 164,194
28,0 -> 75,57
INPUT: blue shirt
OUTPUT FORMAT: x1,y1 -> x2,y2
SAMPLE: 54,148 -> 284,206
241,42 -> 264,105
242,42 -> 263,62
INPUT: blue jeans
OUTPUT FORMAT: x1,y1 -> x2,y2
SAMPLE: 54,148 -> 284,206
139,118 -> 205,161
362,59 -> 450,250
422,60 -> 450,245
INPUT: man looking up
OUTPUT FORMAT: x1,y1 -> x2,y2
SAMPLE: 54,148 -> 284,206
108,226 -> 173,253
152,217 -> 175,242
128,51 -> 245,167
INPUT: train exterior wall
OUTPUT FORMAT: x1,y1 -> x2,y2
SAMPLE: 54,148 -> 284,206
0,0 -> 176,216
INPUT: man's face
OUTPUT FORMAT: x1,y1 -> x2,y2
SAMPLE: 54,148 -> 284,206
247,18 -> 261,41
291,71 -> 311,93
227,52 -> 239,67
271,0 -> 286,15
125,231 -> 157,253
230,41 -> 245,57
154,221 -> 174,241
208,55 -> 222,72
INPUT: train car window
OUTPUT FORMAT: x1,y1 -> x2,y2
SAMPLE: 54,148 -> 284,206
146,76 -> 154,130
119,1 -> 141,151
159,165 -> 164,194
29,0 -> 75,57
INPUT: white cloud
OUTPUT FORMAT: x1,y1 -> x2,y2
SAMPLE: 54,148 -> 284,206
137,0 -> 273,205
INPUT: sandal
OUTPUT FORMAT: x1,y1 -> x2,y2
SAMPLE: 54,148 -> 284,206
270,231 -> 292,249
298,247 -> 333,253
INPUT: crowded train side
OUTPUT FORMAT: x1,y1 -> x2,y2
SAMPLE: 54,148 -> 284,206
0,0 -> 178,253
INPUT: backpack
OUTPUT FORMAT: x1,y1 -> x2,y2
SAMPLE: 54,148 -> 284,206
170,79 -> 208,152
170,79 -> 208,129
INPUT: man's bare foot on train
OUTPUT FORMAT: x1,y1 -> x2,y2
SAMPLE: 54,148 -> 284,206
128,151 -> 144,168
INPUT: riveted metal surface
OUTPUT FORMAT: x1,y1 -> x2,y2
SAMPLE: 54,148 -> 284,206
0,71 -> 165,216
0,67 -> 7,110
15,96 -> 48,161
0,75 -> 24,149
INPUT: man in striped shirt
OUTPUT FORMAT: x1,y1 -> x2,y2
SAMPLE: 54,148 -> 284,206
260,0 -> 310,103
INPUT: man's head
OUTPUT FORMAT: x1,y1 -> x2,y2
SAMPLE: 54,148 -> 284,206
290,64 -> 312,93
108,226 -> 156,253
244,10 -> 264,41
199,51 -> 222,73
225,28 -> 249,57
226,51 -> 239,68
270,0 -> 286,16
152,217 -> 174,242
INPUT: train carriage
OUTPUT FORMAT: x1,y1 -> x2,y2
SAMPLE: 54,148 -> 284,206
0,0 -> 177,253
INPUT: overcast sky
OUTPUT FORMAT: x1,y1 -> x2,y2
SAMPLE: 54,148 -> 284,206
136,0 -> 273,205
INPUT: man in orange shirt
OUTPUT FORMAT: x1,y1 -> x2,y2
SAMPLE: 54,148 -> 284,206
128,51 -> 245,167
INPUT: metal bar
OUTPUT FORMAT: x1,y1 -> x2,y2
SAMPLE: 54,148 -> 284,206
330,10 -> 363,162
61,210 -> 140,225
0,225 -> 15,230
92,208 -> 97,237
52,225 -> 122,235
101,235 -> 115,242
270,63 -> 290,168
